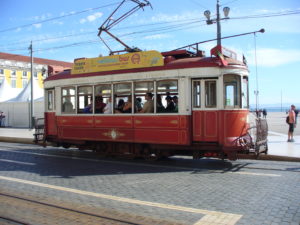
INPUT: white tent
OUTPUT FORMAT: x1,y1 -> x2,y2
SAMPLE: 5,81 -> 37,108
7,79 -> 44,102
0,78 -> 22,102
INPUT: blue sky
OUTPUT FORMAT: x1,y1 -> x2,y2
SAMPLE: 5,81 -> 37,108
1,0 -> 299,106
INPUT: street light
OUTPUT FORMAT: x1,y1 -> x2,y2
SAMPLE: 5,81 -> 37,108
204,0 -> 230,45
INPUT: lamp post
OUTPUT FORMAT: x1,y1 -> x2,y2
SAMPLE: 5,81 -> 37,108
204,0 -> 230,46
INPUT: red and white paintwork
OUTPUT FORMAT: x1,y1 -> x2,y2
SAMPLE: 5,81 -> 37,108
43,47 -> 250,160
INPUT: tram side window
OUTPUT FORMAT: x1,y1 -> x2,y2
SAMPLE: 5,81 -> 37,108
205,81 -> 216,108
134,81 -> 154,113
95,84 -> 112,114
47,90 -> 54,111
78,86 -> 93,113
62,87 -> 76,113
114,83 -> 132,113
224,74 -> 241,108
193,81 -> 201,108
242,76 -> 249,108
157,80 -> 178,113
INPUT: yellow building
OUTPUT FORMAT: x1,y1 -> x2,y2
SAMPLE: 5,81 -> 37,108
0,52 -> 72,95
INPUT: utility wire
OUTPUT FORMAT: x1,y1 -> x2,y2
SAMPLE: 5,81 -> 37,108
0,2 -> 120,33
2,9 -> 300,53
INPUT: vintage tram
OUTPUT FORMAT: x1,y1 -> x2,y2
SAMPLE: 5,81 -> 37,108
40,45 -> 267,160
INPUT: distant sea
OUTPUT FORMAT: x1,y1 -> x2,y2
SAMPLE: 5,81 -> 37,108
250,107 -> 289,113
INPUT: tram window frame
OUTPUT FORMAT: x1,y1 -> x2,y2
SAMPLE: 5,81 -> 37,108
94,84 -> 112,114
242,76 -> 249,109
134,81 -> 154,113
192,80 -> 201,108
205,80 -> 217,108
156,80 -> 178,113
114,82 -> 132,114
61,86 -> 76,114
46,89 -> 55,111
77,86 -> 93,114
224,74 -> 241,108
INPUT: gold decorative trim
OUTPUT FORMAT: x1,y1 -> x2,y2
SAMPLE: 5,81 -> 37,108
135,120 -> 142,124
124,120 -> 131,124
95,119 -> 102,124
87,119 -> 93,124
103,129 -> 125,140
170,120 -> 179,125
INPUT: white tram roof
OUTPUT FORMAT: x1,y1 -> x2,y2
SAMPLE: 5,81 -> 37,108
44,46 -> 247,85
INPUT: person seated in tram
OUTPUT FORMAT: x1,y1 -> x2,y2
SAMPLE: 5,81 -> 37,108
173,96 -> 178,113
135,97 -> 143,112
115,98 -> 125,113
156,94 -> 165,113
103,97 -> 112,114
139,92 -> 154,113
165,95 -> 175,112
95,96 -> 106,113
123,95 -> 133,113
63,98 -> 75,113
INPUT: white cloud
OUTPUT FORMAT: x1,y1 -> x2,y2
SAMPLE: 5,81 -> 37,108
143,34 -> 170,40
247,48 -> 300,67
33,23 -> 42,29
80,12 -> 103,24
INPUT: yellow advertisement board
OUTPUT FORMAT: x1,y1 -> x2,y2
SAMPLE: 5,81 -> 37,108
71,50 -> 163,75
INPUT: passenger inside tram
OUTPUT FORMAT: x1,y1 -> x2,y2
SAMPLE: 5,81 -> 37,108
122,96 -> 132,113
95,96 -> 106,113
103,97 -> 112,114
138,92 -> 154,113
156,94 -> 165,113
115,98 -> 125,113
173,96 -> 178,113
165,96 -> 175,112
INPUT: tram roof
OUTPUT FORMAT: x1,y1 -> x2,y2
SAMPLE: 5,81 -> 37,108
45,48 -> 246,82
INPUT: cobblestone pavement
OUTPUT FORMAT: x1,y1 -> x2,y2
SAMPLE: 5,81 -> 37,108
0,142 -> 299,225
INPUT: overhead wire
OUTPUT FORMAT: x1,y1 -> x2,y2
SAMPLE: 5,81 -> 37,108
1,9 -> 300,53
0,2 -> 121,33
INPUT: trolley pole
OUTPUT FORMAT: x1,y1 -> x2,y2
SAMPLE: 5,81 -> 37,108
29,41 -> 34,129
216,0 -> 221,45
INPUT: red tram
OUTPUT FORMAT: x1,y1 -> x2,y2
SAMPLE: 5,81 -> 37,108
41,45 -> 268,160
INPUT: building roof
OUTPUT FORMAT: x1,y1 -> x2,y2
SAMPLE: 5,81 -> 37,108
0,52 -> 73,67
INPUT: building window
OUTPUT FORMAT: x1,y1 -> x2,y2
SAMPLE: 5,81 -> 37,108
0,69 -> 4,75
11,79 -> 16,88
34,71 -> 38,77
23,71 -> 28,77
11,70 -> 16,77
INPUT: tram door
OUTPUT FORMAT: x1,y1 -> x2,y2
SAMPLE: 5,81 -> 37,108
192,79 -> 219,142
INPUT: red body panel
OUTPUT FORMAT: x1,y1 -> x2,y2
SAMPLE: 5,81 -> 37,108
46,110 -> 248,150
48,114 -> 191,145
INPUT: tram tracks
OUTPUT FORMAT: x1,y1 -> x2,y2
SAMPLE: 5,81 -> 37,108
0,191 -> 176,225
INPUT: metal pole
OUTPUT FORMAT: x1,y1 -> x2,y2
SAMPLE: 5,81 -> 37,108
29,41 -> 34,129
216,0 -> 221,45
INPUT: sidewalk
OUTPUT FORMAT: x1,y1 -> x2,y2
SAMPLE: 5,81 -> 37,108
0,127 -> 299,162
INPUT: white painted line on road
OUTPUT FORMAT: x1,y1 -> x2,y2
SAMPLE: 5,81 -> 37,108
233,171 -> 281,177
0,149 -> 281,177
0,159 -> 35,166
0,175 -> 243,225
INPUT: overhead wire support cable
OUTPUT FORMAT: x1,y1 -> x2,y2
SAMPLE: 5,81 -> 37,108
0,2 -> 120,33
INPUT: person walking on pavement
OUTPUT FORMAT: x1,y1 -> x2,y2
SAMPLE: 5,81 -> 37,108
287,105 -> 296,142
0,112 -> 5,127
